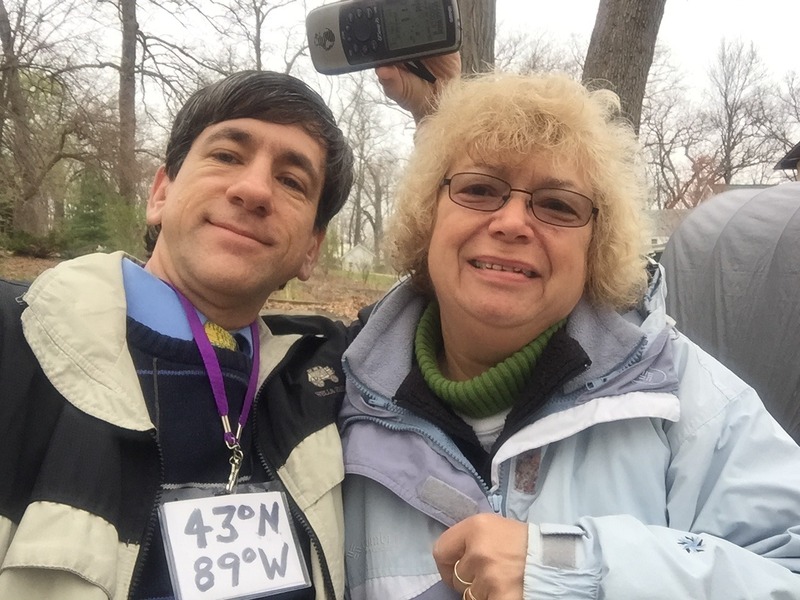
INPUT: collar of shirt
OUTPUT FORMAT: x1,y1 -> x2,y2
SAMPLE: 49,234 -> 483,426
122,258 -> 255,358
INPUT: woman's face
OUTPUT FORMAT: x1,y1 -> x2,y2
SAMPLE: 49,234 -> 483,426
427,152 -> 594,340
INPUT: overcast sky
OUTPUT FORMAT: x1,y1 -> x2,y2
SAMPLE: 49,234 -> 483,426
496,0 -> 796,86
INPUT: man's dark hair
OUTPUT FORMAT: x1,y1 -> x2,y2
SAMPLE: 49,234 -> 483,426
145,70 -> 354,253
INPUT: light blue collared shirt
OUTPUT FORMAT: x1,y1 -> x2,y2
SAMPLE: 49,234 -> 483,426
121,258 -> 254,357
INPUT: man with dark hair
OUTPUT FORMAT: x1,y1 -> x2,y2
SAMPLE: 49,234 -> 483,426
0,70 -> 354,600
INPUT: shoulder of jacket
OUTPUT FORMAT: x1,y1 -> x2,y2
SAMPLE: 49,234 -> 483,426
262,313 -> 351,341
0,278 -> 30,327
0,277 -> 31,300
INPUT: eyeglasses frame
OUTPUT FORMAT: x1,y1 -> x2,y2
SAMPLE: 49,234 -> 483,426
441,172 -> 599,228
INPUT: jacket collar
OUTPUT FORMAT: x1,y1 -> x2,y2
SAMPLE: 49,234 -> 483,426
22,252 -> 152,431
344,276 -> 678,405
21,252 -> 298,431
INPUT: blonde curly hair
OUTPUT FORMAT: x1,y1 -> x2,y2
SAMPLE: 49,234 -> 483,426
389,71 -> 651,310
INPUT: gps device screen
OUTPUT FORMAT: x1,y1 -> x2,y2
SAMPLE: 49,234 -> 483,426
384,0 -> 447,51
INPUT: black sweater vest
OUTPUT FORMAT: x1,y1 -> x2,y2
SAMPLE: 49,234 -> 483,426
126,318 -> 313,600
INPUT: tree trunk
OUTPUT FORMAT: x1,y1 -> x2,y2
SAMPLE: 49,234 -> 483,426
0,0 -> 47,235
118,0 -> 138,204
369,166 -> 383,263
458,0 -> 495,74
582,0 -> 666,133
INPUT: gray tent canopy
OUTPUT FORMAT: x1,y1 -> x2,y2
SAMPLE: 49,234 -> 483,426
661,182 -> 800,443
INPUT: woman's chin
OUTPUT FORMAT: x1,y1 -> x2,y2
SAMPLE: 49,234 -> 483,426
461,301 -> 550,333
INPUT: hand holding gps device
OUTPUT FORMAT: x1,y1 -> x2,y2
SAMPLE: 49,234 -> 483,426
306,0 -> 461,78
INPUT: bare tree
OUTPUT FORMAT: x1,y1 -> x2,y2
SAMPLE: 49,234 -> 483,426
495,32 -> 584,77
0,0 -> 105,235
779,72 -> 800,129
704,39 -> 783,185
362,154 -> 396,263
179,0 -> 306,74
582,0 -> 667,133
0,0 -> 41,233
640,46 -> 713,208
336,72 -> 401,264
465,0 -> 665,122
765,71 -> 800,175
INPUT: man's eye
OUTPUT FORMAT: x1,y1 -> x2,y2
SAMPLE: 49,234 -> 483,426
212,151 -> 239,164
279,175 -> 307,195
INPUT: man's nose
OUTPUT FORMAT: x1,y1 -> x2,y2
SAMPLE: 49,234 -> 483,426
226,166 -> 274,215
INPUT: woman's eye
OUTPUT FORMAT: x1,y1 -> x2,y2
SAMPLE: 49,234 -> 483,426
540,197 -> 578,215
463,185 -> 497,197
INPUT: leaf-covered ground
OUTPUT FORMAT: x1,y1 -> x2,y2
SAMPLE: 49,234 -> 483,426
0,252 -> 390,323
0,253 -> 62,282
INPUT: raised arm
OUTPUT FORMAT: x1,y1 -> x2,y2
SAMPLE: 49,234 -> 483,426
375,52 -> 461,123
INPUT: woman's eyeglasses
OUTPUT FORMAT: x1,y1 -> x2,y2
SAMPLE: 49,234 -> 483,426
441,172 -> 598,228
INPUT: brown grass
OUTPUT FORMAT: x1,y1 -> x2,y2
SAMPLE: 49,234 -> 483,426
0,252 -> 389,322
0,252 -> 61,282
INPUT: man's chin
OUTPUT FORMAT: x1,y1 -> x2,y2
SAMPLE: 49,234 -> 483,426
194,267 -> 265,297
188,254 -> 293,301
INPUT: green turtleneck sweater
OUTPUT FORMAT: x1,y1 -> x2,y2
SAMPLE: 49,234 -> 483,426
414,302 -> 565,418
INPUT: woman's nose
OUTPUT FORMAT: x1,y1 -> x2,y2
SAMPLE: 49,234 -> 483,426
488,192 -> 536,237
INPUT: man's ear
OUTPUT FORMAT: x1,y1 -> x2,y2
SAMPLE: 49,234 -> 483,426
296,228 -> 326,281
145,166 -> 170,226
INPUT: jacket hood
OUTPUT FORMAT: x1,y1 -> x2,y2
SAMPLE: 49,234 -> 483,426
342,280 -> 425,409
562,264 -> 677,400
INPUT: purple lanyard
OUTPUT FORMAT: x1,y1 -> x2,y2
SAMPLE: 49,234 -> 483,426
173,289 -> 260,493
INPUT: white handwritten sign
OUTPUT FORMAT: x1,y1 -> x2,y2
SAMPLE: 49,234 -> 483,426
159,491 -> 310,600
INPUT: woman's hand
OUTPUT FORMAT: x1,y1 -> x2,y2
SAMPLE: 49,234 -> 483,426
375,51 -> 461,123
433,514 -> 528,600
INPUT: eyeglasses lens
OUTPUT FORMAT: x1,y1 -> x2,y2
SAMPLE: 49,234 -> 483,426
446,172 -> 594,227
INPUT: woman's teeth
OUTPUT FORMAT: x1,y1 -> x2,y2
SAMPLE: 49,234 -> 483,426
471,260 -> 535,278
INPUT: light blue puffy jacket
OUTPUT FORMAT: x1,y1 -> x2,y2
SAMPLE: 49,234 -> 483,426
340,269 -> 800,599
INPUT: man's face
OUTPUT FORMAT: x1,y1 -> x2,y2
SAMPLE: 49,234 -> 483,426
145,118 -> 326,314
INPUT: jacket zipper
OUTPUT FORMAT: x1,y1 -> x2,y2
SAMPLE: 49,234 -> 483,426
252,338 -> 337,600
344,350 -> 595,520
343,359 -> 492,496
585,337 -> 647,391
253,440 -> 335,599
344,412 -> 492,498
127,428 -> 165,599
489,356 -> 592,518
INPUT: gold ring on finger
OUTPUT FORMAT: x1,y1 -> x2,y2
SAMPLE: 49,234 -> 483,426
453,559 -> 474,587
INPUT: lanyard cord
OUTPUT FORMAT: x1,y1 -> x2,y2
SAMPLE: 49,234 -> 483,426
173,288 -> 261,492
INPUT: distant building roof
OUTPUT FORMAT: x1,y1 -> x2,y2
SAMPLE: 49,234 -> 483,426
775,141 -> 800,170
342,243 -> 375,260
710,183 -> 773,196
